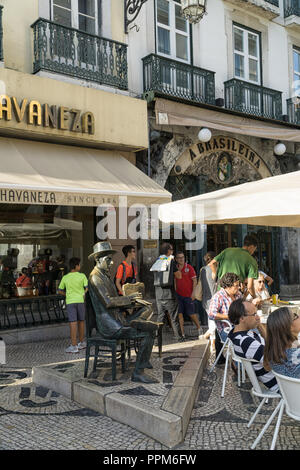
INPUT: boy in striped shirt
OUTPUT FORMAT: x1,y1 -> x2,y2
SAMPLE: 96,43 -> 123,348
228,299 -> 278,392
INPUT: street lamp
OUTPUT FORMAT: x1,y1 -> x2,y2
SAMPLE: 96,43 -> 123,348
125,0 -> 207,33
181,0 -> 207,23
198,127 -> 212,142
274,142 -> 286,156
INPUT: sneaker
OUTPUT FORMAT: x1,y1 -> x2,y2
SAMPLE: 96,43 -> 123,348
77,341 -> 87,350
179,336 -> 187,342
65,345 -> 79,353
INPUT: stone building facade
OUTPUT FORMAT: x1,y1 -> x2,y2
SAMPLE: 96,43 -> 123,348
123,0 -> 300,297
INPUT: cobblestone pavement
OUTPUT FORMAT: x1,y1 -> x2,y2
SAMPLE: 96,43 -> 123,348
1,334 -> 300,451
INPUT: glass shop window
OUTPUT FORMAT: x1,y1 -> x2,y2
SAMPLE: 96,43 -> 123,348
0,205 -> 90,299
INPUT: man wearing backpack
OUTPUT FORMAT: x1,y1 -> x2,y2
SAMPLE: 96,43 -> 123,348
115,245 -> 137,296
151,242 -> 181,341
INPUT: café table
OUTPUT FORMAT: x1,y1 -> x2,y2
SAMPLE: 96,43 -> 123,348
258,300 -> 300,324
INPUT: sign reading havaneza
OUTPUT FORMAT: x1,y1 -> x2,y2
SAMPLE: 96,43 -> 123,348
0,189 -> 118,206
0,95 -> 95,134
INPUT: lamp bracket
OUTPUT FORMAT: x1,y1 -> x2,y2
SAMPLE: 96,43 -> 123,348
125,0 -> 148,33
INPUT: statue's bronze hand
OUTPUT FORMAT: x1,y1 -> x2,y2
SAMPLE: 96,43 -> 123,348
128,292 -> 142,303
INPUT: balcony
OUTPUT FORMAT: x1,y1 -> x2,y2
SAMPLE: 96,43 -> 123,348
284,0 -> 300,16
284,0 -> 300,29
224,79 -> 282,120
143,54 -> 215,106
222,0 -> 280,19
31,18 -> 128,90
287,98 -> 300,124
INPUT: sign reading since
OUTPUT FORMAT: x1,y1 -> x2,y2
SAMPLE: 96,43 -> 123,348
0,95 -> 95,134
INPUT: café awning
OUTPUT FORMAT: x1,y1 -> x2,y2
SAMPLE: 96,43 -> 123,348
155,98 -> 300,142
0,137 -> 171,206
158,170 -> 300,228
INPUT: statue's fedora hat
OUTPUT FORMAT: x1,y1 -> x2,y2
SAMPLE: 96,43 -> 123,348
88,242 -> 116,260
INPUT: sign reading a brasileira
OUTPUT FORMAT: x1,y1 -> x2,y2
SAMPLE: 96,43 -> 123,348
184,135 -> 272,178
0,95 -> 95,134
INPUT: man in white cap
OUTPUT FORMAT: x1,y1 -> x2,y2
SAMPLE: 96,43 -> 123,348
88,242 -> 162,384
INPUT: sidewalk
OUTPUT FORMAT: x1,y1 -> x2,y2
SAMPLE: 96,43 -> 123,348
0,330 -> 300,450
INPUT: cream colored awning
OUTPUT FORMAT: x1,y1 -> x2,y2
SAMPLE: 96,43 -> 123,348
159,171 -> 300,228
155,98 -> 300,142
0,137 -> 171,206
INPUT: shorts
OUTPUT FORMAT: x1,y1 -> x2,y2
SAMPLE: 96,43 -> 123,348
176,294 -> 195,317
66,303 -> 85,322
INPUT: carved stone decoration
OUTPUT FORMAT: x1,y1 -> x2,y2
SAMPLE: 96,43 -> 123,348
153,134 -> 194,187
183,151 -> 262,186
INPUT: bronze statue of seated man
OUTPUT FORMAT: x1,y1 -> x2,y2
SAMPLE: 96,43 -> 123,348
88,242 -> 162,384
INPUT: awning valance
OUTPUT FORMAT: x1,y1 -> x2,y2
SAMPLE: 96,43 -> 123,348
155,98 -> 300,142
0,137 -> 171,206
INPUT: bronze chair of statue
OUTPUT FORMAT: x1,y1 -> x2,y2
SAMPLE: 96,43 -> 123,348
84,242 -> 162,384
84,291 -> 128,380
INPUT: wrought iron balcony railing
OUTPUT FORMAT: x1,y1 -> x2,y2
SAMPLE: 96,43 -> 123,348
284,0 -> 300,17
143,54 -> 215,105
31,18 -> 128,90
224,78 -> 282,120
0,6 -> 3,61
266,0 -> 279,6
287,98 -> 300,124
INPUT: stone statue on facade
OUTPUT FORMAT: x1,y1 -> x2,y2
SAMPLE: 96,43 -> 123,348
88,242 -> 161,384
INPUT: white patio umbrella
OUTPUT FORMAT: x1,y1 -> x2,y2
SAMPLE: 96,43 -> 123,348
158,170 -> 300,228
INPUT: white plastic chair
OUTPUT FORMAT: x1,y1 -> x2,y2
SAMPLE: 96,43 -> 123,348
209,320 -> 245,397
251,371 -> 300,450
239,357 -> 281,435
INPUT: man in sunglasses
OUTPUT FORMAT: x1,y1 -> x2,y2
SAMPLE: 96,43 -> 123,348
228,299 -> 278,391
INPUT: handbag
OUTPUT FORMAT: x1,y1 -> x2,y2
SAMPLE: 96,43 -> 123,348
194,267 -> 204,301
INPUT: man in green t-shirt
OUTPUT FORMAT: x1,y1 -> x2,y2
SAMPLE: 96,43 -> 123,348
59,257 -> 88,353
208,234 -> 259,299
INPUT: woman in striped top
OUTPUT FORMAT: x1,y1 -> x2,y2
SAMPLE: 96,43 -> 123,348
228,299 -> 278,391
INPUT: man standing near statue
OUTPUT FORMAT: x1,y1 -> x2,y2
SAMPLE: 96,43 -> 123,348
88,242 -> 162,384
151,242 -> 181,340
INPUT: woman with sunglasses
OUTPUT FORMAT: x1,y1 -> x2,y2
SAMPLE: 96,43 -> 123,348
264,307 -> 300,378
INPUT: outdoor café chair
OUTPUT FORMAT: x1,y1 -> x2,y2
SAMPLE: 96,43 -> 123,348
251,371 -> 300,450
209,320 -> 245,397
239,357 -> 281,434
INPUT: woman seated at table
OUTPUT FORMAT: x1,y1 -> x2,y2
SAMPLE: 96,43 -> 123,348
263,307 -> 300,378
208,272 -> 242,366
246,273 -> 271,303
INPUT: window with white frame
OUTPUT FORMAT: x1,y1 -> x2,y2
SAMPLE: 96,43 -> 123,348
156,0 -> 190,63
51,0 -> 101,35
233,25 -> 261,84
293,48 -> 300,90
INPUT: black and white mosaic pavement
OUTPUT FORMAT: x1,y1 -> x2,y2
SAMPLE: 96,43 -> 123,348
1,336 -> 300,450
